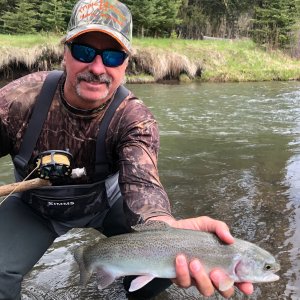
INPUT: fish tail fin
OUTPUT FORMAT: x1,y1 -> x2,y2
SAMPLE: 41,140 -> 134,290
74,247 -> 93,286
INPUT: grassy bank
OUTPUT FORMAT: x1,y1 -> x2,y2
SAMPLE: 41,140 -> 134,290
1,34 -> 300,82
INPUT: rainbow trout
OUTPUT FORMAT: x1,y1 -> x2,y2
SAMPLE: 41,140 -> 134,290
74,221 -> 280,292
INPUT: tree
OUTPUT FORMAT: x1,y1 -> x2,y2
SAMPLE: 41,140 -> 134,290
251,0 -> 298,48
197,0 -> 256,38
123,0 -> 182,37
0,0 -> 299,52
1,0 -> 38,34
178,0 -> 207,39
39,0 -> 67,33
154,0 -> 183,36
61,0 -> 77,30
0,0 -> 19,14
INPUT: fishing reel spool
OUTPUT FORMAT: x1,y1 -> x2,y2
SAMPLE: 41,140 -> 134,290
34,150 -> 73,180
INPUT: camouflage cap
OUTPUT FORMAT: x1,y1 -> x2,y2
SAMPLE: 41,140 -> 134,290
65,0 -> 132,53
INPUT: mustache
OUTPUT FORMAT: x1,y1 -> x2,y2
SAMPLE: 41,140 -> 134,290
77,72 -> 112,85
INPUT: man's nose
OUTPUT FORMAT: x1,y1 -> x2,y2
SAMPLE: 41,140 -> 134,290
88,54 -> 106,74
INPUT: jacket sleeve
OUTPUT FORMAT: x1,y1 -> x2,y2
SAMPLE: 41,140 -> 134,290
107,96 -> 173,226
0,72 -> 47,158
0,84 -> 13,157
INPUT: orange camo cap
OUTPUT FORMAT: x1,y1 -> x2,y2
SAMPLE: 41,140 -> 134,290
65,0 -> 132,53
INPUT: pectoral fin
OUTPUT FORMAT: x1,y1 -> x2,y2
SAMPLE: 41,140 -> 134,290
129,275 -> 156,292
218,277 -> 235,291
96,268 -> 116,290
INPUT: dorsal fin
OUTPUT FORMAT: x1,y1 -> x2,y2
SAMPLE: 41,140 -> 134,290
131,220 -> 171,232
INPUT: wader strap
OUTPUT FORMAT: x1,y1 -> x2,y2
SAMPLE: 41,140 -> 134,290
13,69 -> 129,180
95,85 -> 129,180
13,70 -> 64,177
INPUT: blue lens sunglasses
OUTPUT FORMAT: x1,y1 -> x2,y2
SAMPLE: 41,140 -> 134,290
66,42 -> 128,67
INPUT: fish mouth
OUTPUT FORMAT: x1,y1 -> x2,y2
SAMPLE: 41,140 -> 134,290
262,262 -> 281,282
253,272 -> 280,283
264,274 -> 280,282
234,260 -> 280,283
273,262 -> 281,273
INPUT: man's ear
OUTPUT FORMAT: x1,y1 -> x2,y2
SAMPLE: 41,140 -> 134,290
61,57 -> 66,70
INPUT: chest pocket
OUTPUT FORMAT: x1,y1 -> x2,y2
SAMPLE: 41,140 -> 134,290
24,181 -> 108,221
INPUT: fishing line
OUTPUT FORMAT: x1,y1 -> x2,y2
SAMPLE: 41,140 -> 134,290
0,165 -> 39,206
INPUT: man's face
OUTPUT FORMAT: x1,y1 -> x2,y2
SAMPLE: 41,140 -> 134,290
63,31 -> 128,110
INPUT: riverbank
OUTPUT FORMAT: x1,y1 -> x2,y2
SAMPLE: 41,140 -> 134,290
1,34 -> 300,82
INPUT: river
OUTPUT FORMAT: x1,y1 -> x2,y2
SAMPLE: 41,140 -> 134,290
1,80 -> 300,299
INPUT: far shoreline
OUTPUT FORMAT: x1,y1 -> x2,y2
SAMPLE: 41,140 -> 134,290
1,35 -> 300,83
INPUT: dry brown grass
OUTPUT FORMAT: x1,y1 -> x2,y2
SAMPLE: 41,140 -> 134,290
0,45 -> 203,81
128,47 -> 202,81
0,44 -> 63,79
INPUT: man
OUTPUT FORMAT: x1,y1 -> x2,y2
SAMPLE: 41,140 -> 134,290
0,0 -> 253,299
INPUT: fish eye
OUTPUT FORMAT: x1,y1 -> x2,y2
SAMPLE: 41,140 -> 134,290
264,264 -> 272,270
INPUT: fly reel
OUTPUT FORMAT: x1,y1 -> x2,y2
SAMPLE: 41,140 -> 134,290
34,150 -> 73,180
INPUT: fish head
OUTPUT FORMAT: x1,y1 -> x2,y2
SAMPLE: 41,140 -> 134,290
233,246 -> 280,283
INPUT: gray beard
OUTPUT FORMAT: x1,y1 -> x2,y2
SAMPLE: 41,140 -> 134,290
75,72 -> 112,101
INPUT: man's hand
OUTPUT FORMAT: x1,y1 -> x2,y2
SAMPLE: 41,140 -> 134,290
148,215 -> 254,298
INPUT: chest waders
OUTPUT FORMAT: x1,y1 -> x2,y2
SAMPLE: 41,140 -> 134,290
13,70 -> 129,222
1,72 -> 172,300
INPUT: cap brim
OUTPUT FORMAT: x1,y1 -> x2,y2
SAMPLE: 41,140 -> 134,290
65,24 -> 131,53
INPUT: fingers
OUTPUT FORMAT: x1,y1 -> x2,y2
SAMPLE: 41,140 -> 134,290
215,226 -> 235,244
175,216 -> 235,244
190,259 -> 215,297
175,255 -> 214,297
210,270 -> 235,298
198,216 -> 235,244
235,282 -> 254,295
175,255 -> 192,288
175,256 -> 253,298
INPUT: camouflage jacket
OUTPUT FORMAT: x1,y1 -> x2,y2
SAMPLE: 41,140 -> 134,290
0,71 -> 172,222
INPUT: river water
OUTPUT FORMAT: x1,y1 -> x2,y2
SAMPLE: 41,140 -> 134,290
1,80 -> 300,299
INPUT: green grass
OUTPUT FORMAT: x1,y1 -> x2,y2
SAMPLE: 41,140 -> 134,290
0,33 -> 61,48
1,34 -> 300,82
133,37 -> 300,81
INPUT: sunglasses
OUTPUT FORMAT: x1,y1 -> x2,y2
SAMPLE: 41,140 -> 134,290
66,42 -> 128,67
